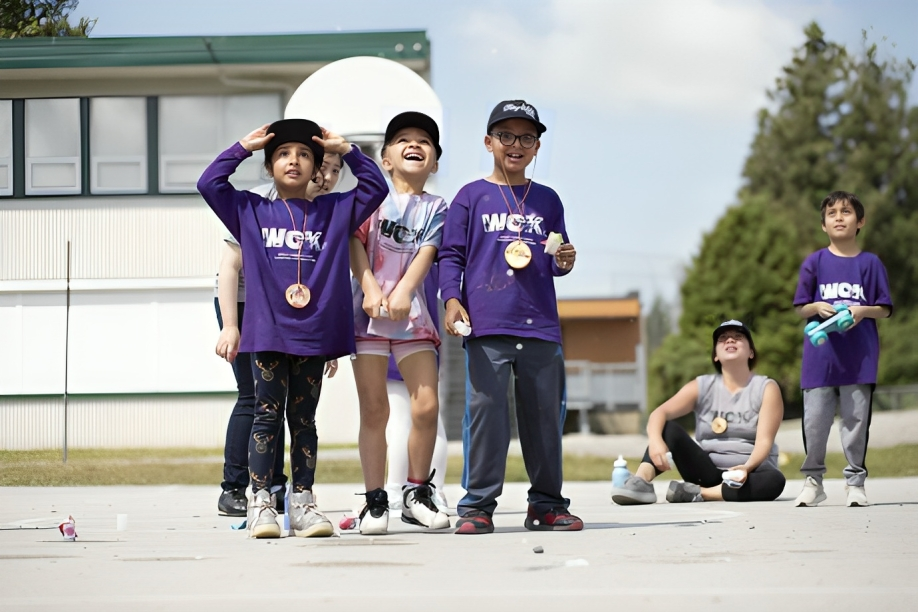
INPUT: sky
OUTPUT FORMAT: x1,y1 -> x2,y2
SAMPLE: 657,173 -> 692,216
73,0 -> 918,309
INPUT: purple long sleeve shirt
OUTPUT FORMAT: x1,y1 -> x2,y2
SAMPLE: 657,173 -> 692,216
198,142 -> 388,358
438,179 -> 571,343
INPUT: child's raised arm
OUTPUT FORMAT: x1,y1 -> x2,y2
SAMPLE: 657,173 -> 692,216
314,128 -> 387,233
197,125 -> 273,240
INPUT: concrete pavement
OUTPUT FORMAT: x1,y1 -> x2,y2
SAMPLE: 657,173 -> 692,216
2,478 -> 917,611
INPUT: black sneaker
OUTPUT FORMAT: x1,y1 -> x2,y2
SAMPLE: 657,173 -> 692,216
455,510 -> 494,535
217,489 -> 247,517
358,488 -> 389,535
524,506 -> 584,531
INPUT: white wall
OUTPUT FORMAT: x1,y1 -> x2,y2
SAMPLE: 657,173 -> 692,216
0,284 -> 362,448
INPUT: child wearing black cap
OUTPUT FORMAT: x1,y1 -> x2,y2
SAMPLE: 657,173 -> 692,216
439,100 -> 582,534
198,120 -> 388,538
611,320 -> 786,505
348,111 -> 450,534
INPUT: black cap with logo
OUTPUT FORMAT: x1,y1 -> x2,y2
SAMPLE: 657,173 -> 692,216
487,99 -> 547,135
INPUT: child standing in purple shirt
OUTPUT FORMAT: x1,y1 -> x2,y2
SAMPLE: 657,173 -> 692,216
793,191 -> 892,507
439,100 -> 582,534
198,119 -> 387,537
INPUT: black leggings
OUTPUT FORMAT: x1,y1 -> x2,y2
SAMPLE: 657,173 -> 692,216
249,351 -> 325,494
642,421 -> 786,502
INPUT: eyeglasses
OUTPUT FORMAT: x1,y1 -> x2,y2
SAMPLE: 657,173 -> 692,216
490,131 -> 539,149
717,332 -> 746,343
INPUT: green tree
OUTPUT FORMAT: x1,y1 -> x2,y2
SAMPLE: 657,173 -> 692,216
0,0 -> 95,38
649,23 -> 917,412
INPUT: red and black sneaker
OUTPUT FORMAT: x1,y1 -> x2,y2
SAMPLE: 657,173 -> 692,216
524,506 -> 584,531
454,510 -> 494,535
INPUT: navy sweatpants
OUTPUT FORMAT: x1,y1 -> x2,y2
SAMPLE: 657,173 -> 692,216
459,335 -> 568,516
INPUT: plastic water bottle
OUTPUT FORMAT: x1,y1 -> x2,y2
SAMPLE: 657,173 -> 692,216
612,455 -> 630,488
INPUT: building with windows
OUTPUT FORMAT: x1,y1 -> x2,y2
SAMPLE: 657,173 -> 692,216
0,32 -> 430,450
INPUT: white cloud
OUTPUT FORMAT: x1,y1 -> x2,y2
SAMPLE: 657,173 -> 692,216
460,0 -> 800,119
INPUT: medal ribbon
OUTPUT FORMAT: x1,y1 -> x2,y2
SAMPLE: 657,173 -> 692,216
281,199 -> 308,289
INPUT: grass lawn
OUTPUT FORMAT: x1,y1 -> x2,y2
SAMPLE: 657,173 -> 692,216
3,444 -> 918,486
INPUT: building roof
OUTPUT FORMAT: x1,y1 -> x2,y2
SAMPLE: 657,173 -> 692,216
558,297 -> 641,319
0,31 -> 430,98
0,31 -> 429,70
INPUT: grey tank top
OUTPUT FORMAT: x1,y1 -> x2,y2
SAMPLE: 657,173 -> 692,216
694,374 -> 779,470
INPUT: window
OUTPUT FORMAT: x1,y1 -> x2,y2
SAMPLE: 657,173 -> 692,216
90,97 -> 147,194
158,94 -> 280,193
25,98 -> 81,195
0,100 -> 11,196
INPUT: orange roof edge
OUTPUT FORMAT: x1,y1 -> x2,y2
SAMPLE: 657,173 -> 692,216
557,298 -> 641,319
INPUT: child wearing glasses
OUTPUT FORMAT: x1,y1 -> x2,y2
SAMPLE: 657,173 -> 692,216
439,100 -> 582,534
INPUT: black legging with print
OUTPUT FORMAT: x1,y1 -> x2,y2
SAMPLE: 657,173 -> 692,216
642,421 -> 786,502
249,351 -> 325,494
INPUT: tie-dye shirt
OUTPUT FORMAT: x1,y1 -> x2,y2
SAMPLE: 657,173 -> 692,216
352,191 -> 448,346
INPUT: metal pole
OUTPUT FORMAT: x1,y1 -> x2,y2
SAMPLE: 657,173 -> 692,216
63,241 -> 71,464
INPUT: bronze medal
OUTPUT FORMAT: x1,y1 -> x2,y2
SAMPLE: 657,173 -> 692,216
504,240 -> 532,269
286,283 -> 311,308
711,417 -> 728,435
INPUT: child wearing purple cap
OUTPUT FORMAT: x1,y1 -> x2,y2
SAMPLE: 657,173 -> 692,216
793,191 -> 892,507
198,119 -> 388,538
439,100 -> 582,534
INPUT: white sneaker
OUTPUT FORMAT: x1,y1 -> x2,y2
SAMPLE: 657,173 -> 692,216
288,490 -> 333,538
246,487 -> 280,539
845,485 -> 869,507
359,488 -> 389,535
795,476 -> 827,507
402,482 -> 450,529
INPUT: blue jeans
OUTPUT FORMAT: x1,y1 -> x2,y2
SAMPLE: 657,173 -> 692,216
215,298 -> 286,492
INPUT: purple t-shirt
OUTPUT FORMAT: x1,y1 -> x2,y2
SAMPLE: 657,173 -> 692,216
198,142 -> 387,359
794,248 -> 892,388
438,179 -> 571,344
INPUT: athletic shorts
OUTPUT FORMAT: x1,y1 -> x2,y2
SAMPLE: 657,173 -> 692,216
354,339 -> 436,363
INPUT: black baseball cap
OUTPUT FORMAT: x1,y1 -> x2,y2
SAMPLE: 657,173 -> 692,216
264,119 -> 324,168
384,111 -> 442,159
711,320 -> 757,372
487,99 -> 547,135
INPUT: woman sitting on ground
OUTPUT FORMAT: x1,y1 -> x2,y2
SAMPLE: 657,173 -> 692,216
612,320 -> 786,504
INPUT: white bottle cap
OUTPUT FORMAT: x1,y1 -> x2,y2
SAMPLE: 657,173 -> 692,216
453,321 -> 472,337
613,454 -> 627,468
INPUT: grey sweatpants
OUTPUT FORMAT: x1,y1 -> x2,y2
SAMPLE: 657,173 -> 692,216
801,385 -> 873,486
458,335 -> 568,517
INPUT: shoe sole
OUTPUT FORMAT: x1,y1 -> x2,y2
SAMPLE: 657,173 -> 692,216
524,518 -> 584,532
454,522 -> 493,535
795,492 -> 828,507
401,511 -> 450,530
252,523 -> 281,538
218,509 -> 247,517
294,524 -> 334,538
611,489 -> 656,506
